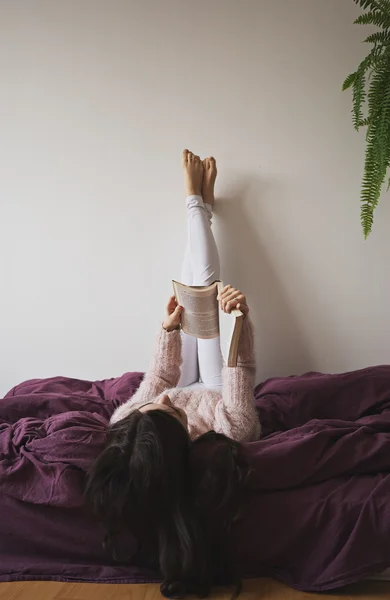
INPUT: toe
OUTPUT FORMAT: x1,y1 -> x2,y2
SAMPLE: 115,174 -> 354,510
183,149 -> 189,164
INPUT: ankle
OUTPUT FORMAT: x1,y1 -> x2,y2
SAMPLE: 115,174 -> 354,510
185,185 -> 202,197
202,190 -> 215,206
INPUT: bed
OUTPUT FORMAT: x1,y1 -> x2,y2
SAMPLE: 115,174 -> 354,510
1,365 -> 390,592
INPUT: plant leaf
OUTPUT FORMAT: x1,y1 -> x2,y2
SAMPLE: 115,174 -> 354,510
352,69 -> 367,130
342,72 -> 357,90
346,2 -> 390,236
346,54 -> 377,130
360,62 -> 390,236
364,30 -> 390,44
354,11 -> 390,27
376,0 -> 390,12
354,0 -> 390,12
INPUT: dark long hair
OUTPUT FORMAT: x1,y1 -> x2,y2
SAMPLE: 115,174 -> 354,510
84,410 -> 250,598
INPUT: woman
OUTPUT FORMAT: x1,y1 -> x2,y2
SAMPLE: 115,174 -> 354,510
85,150 -> 260,598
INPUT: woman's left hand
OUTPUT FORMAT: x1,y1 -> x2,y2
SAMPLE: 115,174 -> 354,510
162,296 -> 183,331
217,285 -> 249,317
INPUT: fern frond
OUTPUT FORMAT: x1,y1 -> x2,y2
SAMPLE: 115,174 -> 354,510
360,132 -> 380,237
361,203 -> 375,238
345,3 -> 390,236
342,72 -> 357,90
354,11 -> 390,28
364,31 -> 390,44
354,0 -> 390,12
358,48 -> 382,75
348,50 -> 385,128
348,54 -> 378,129
377,0 -> 390,13
360,66 -> 390,236
352,69 -> 367,129
368,65 -> 389,121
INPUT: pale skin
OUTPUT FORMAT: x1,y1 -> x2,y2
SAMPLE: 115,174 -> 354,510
140,150 -> 250,430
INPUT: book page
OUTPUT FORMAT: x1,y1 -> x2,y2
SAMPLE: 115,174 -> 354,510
216,281 -> 243,366
173,281 -> 219,339
219,306 -> 236,365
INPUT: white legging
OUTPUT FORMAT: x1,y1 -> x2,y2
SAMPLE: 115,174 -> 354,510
177,195 -> 223,389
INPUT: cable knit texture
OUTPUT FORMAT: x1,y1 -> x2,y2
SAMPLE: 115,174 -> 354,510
110,318 -> 260,442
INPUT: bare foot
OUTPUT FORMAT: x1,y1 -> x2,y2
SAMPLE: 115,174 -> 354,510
202,157 -> 217,207
182,149 -> 203,197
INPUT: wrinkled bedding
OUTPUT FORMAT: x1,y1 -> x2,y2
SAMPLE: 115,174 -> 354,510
1,366 -> 390,590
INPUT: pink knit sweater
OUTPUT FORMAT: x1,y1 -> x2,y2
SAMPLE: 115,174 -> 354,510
110,318 -> 261,442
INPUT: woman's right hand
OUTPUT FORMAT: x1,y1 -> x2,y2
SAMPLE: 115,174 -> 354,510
217,285 -> 249,317
162,296 -> 182,331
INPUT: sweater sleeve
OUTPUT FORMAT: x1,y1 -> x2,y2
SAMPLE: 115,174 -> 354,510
110,327 -> 182,425
214,318 -> 261,442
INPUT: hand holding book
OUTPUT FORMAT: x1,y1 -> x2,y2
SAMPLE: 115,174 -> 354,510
162,296 -> 183,332
168,280 -> 249,367
217,285 -> 249,317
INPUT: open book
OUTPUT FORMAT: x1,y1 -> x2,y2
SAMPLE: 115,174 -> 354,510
172,280 -> 244,367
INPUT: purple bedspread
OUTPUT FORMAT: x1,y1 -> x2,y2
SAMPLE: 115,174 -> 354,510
1,366 -> 390,590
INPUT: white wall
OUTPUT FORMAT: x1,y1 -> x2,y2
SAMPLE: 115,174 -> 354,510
1,0 -> 389,397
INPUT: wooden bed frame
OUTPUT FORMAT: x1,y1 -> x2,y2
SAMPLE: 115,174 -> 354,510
1,579 -> 390,600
